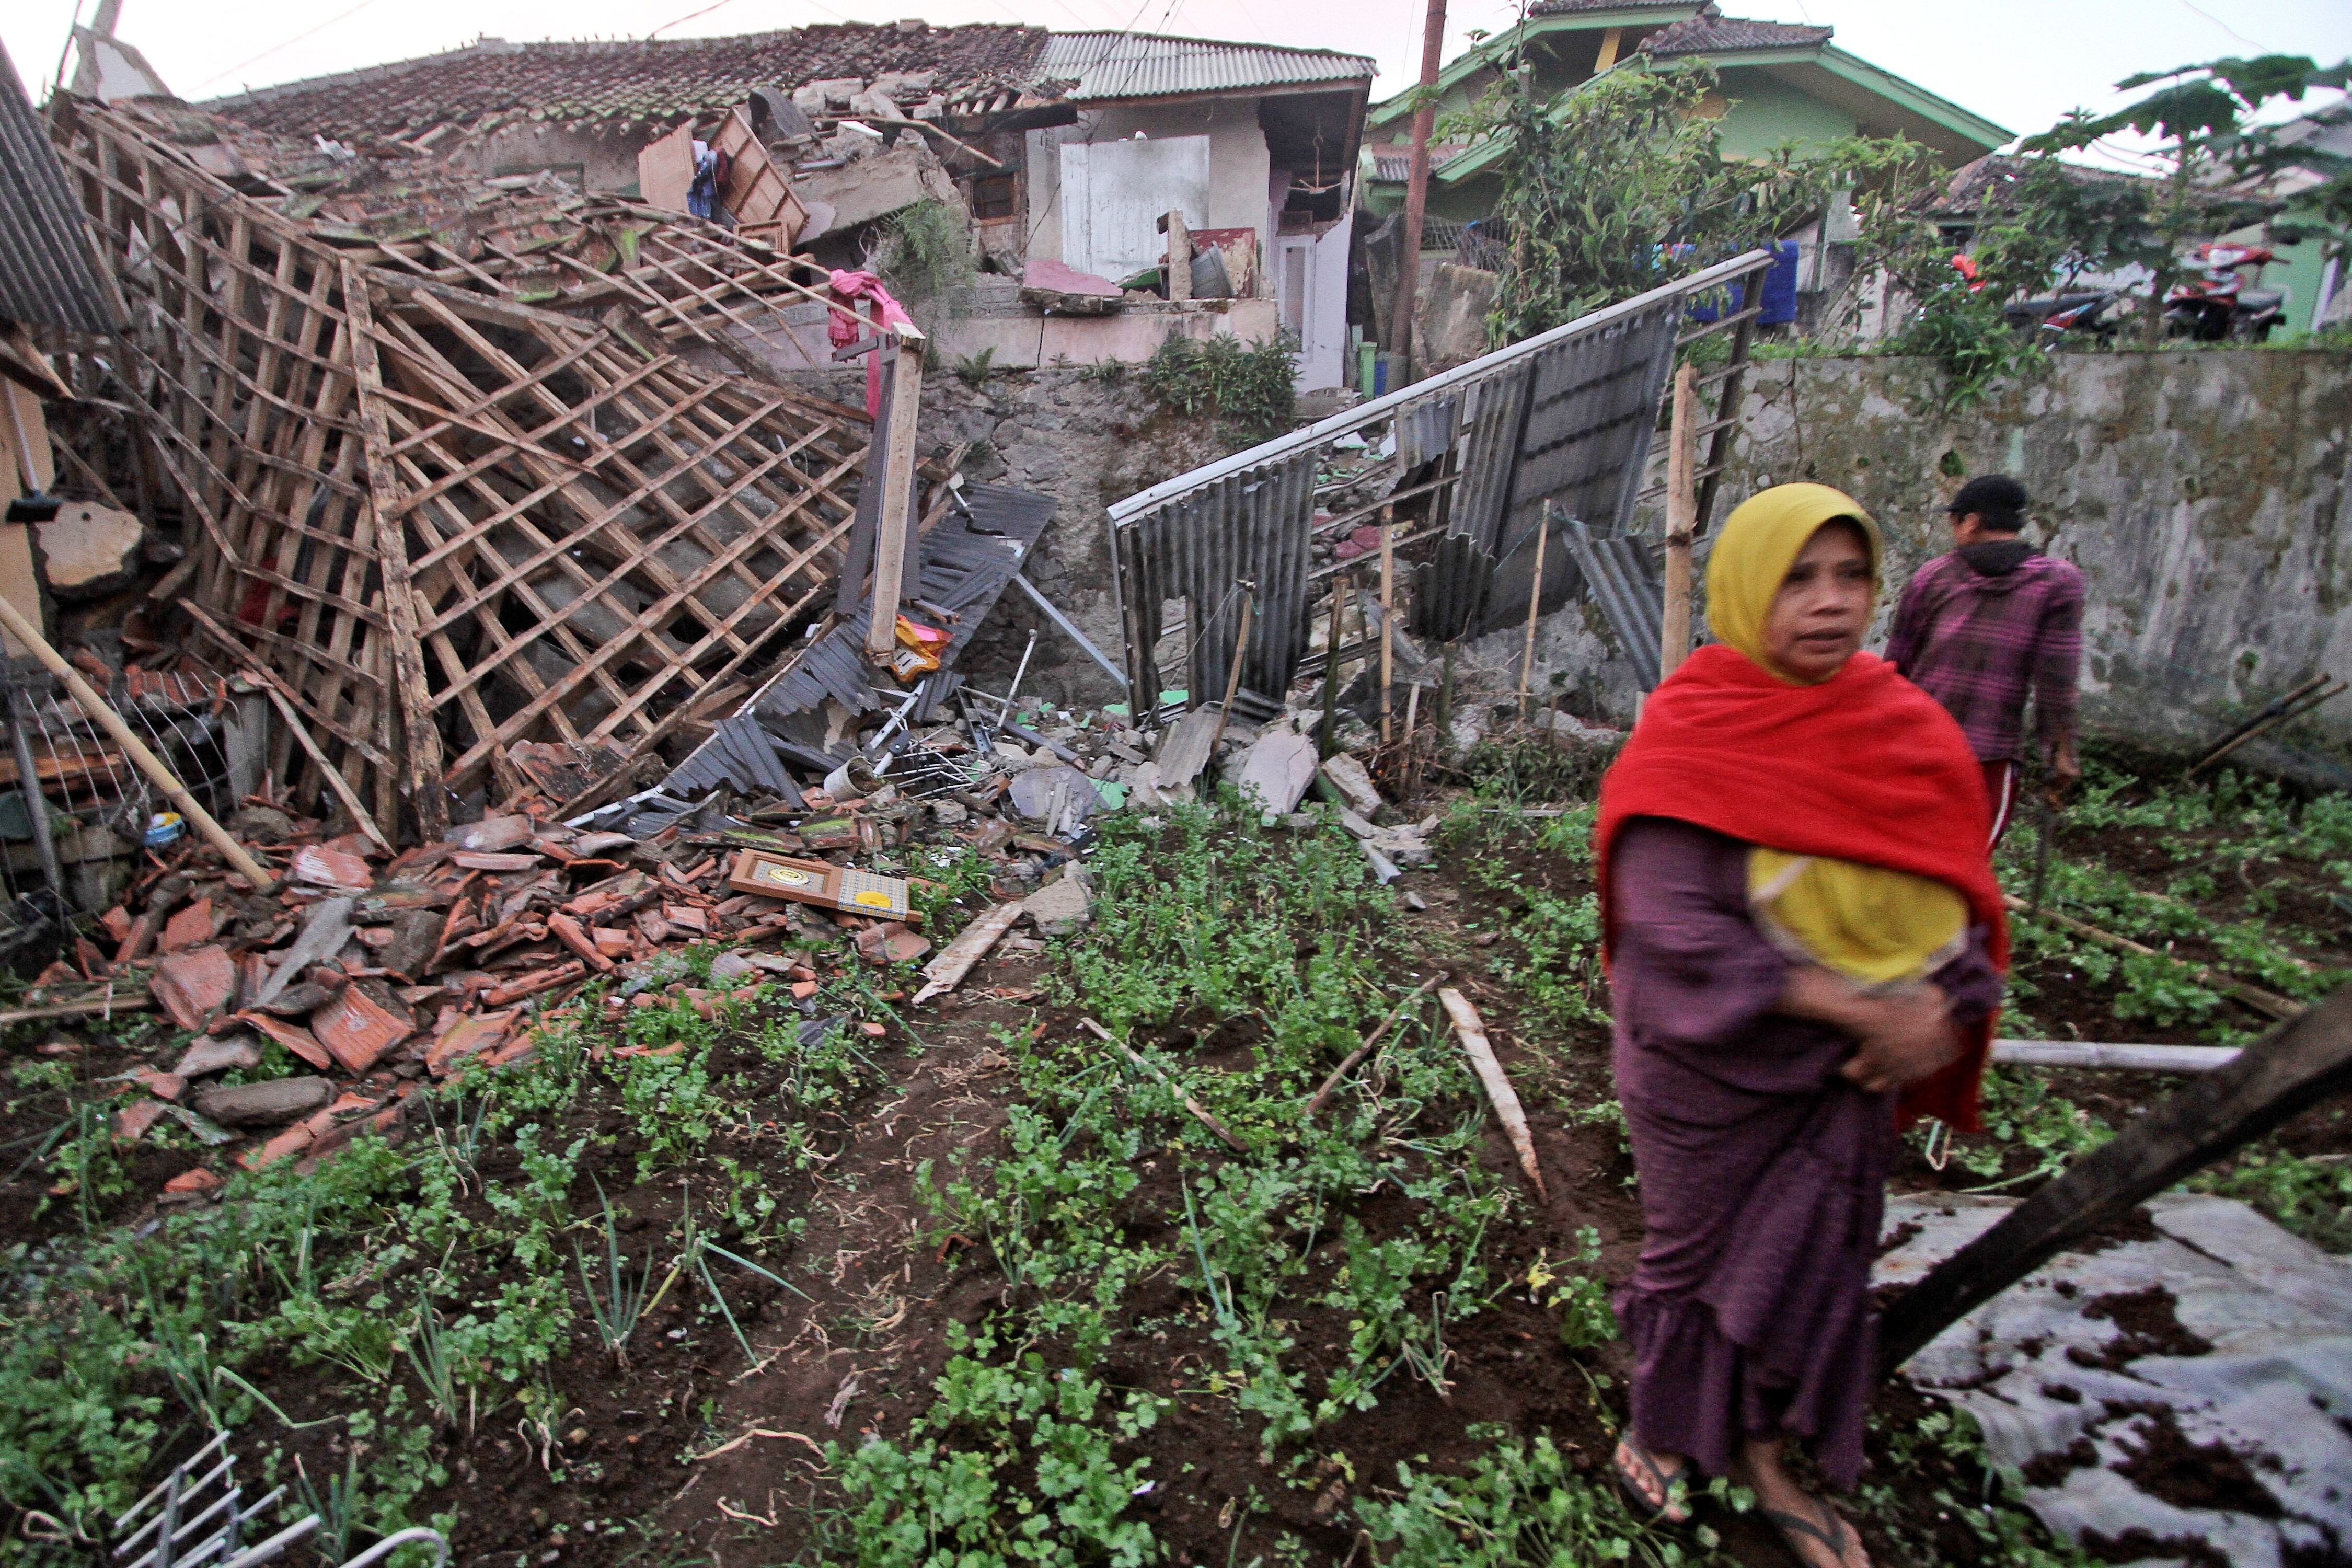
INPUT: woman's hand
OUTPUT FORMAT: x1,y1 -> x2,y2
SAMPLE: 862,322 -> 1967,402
1778,968 -> 1965,1093
1839,984 -> 1963,1093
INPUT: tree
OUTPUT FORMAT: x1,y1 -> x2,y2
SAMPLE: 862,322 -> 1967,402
1444,58 -> 1826,342
2024,55 -> 2352,342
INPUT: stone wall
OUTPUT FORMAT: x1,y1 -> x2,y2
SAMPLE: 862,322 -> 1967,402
1500,348 -> 2352,771
785,348 -> 2352,774
785,363 -> 1243,710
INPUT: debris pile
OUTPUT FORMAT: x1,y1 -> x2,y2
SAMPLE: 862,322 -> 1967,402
31,654 -> 1458,1176
43,94 -> 884,839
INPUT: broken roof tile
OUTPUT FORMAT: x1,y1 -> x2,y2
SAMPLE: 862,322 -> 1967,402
151,945 -> 237,1031
310,986 -> 416,1074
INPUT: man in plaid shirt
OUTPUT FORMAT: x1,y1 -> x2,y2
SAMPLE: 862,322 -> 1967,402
1885,475 -> 2084,845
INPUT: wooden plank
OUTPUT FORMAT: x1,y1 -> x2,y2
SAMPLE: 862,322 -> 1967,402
1439,987 -> 1547,1198
340,261 -> 449,838
1878,982 -> 2352,1375
866,328 -> 926,661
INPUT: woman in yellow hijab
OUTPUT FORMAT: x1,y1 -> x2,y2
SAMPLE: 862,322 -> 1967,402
1593,483 -> 2008,1567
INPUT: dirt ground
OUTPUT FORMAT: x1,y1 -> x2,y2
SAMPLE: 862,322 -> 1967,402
3,748 -> 2345,1568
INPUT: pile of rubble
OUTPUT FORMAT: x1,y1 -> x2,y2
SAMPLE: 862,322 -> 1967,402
38,675 -> 1447,1179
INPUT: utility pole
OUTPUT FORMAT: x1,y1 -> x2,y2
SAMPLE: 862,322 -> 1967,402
1389,0 -> 1448,389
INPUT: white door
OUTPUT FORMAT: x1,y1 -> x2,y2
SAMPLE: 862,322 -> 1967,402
1059,135 -> 1212,283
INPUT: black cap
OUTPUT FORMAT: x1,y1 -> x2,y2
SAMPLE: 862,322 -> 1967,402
1947,474 -> 2027,529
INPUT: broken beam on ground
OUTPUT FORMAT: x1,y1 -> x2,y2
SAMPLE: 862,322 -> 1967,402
1878,982 -> 2352,1375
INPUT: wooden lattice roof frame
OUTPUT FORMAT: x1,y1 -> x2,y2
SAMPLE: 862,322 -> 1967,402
49,97 -> 874,838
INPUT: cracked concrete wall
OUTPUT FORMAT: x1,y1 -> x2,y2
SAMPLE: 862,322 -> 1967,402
1527,348 -> 2352,769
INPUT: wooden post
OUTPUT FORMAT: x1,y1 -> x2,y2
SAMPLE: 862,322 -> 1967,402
340,261 -> 449,838
1389,0 -> 1450,383
1379,508 -> 1396,748
865,322 -> 927,662
1206,583 -> 1255,757
1518,501 -> 1551,721
1320,580 -> 1345,757
1165,211 -> 1193,302
1659,363 -> 1699,682
0,594 -> 275,891
1880,982 -> 2352,1375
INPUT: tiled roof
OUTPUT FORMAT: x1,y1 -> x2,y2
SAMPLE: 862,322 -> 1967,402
1526,1 -> 1695,15
1039,32 -> 1373,101
209,23 -> 1053,140
1370,146 -> 1466,182
1913,153 -> 2152,218
1642,9 -> 1832,56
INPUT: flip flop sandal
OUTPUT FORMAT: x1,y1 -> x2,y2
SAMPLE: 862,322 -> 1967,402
1761,1494 -> 1857,1568
1612,1440 -> 1693,1525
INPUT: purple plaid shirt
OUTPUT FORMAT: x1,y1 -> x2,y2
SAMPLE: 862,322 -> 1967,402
1884,547 -> 2084,764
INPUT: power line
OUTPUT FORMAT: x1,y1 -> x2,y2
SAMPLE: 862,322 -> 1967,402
186,0 -> 382,94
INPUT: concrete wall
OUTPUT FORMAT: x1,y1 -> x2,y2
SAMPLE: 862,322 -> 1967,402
1024,102 -> 1274,278
752,349 -> 2350,777
441,122 -> 651,193
1519,348 -> 2352,769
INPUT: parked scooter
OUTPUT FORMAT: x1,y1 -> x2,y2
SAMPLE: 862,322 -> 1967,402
2165,244 -> 2285,342
2005,290 -> 2127,341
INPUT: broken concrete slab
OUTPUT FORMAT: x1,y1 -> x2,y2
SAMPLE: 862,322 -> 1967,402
1235,726 -> 1319,817
34,501 -> 146,602
1154,707 -> 1223,791
1320,752 -> 1385,818
1021,875 -> 1093,938
194,1075 -> 335,1128
252,897 -> 355,1007
1020,258 -> 1124,316
791,141 -> 958,234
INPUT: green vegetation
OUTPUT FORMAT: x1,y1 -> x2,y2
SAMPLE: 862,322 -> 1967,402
1138,333 -> 1298,441
0,949 -> 883,1564
3,746 -> 2342,1566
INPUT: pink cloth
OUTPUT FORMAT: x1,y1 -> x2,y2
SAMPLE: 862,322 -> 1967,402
826,269 -> 914,418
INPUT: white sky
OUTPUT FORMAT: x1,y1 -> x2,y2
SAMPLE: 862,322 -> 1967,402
3,0 -> 2348,155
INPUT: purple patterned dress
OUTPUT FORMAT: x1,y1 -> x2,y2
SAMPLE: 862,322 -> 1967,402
1606,817 -> 2000,1486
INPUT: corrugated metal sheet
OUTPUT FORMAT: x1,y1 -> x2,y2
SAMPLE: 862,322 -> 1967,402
659,482 -> 1055,798
0,43 -> 120,336
1042,32 -> 1373,102
1561,519 -> 1663,691
1110,251 -> 1774,713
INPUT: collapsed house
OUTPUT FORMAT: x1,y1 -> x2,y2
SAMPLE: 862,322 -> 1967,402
205,23 -> 1377,388
42,93 -> 897,842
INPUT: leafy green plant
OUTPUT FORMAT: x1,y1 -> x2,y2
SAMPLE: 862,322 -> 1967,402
1357,1424 -> 1720,1565
1138,332 -> 1296,440
872,198 -> 975,307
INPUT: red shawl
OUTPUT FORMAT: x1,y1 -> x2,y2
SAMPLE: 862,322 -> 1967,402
1595,644 -> 2009,1131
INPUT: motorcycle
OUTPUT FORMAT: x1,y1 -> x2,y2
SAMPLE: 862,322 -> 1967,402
2005,289 -> 2127,341
2165,243 -> 2285,342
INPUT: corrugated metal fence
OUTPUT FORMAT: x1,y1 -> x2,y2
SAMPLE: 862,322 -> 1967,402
1105,249 -> 1774,718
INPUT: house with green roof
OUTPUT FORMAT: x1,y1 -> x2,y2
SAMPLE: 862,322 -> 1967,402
1362,0 -> 2009,226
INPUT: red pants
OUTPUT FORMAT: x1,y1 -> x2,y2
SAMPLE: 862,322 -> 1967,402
1983,760 -> 2020,848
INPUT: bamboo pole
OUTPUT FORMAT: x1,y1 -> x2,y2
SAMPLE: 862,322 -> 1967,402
0,595 -> 276,890
1439,988 -> 1546,1198
1518,500 -> 1551,720
1207,582 -> 1255,757
1305,972 -> 1444,1118
1379,506 -> 1396,748
2004,894 -> 2299,1021
1659,363 -> 1699,681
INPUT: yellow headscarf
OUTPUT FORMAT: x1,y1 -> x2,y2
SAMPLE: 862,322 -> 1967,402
1706,482 -> 1888,685
1708,483 -> 1967,988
